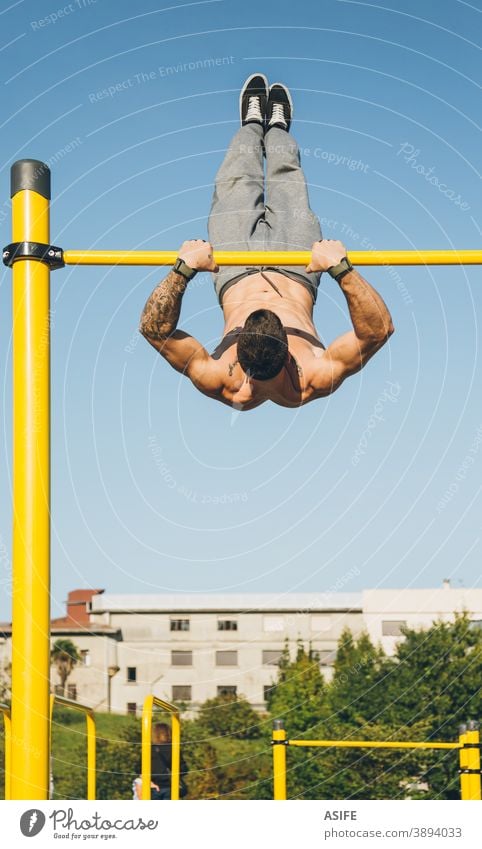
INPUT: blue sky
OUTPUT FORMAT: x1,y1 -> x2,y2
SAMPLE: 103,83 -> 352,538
0,0 -> 480,620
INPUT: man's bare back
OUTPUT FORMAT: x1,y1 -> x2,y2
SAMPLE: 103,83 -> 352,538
139,239 -> 395,411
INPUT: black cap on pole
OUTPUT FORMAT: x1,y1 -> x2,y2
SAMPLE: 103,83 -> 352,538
11,159 -> 50,199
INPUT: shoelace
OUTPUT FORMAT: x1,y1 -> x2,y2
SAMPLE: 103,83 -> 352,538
269,102 -> 287,126
246,96 -> 263,122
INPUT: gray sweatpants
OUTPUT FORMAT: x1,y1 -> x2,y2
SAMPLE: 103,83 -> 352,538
208,123 -> 322,303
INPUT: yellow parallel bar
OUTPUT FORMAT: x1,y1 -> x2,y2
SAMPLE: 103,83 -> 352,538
62,249 -> 482,267
141,695 -> 181,801
11,184 -> 50,800
288,739 -> 461,750
50,695 -> 96,800
459,729 -> 470,801
466,725 -> 481,801
0,704 -> 12,799
272,722 -> 288,801
170,710 -> 181,801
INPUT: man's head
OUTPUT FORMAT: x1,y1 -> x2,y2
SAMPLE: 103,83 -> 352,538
236,309 -> 288,380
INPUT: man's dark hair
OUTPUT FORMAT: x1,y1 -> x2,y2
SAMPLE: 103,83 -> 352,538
237,309 -> 288,380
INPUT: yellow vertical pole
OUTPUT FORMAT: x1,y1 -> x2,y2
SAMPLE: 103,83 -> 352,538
10,160 -> 51,799
170,712 -> 181,801
459,724 -> 470,801
466,721 -> 481,801
141,695 -> 153,800
273,719 -> 287,800
85,711 -> 96,801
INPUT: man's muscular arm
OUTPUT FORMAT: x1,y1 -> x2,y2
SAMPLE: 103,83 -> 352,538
140,268 -> 189,344
139,240 -> 223,393
307,240 -> 394,393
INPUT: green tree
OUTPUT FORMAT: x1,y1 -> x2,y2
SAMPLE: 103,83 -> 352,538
268,642 -> 327,736
265,643 -> 330,798
319,718 -> 431,800
214,736 -> 272,799
377,612 -> 482,798
381,613 -> 482,735
327,629 -> 385,725
50,638 -> 81,697
181,718 -> 224,799
197,693 -> 263,740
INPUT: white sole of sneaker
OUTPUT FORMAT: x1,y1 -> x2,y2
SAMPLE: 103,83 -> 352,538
239,72 -> 269,126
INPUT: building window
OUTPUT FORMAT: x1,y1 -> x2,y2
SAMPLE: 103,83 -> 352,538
127,666 -> 137,683
217,619 -> 238,631
217,685 -> 237,697
263,685 -> 275,702
127,702 -> 137,716
171,650 -> 193,666
216,650 -> 238,666
262,650 -> 283,666
382,620 -> 407,637
170,618 -> 190,632
67,684 -> 77,700
172,685 -> 192,702
54,684 -> 64,696
263,616 -> 285,632
317,650 -> 337,666
80,649 -> 91,667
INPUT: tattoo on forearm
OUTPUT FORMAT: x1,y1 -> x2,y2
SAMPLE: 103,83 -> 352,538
139,271 -> 188,341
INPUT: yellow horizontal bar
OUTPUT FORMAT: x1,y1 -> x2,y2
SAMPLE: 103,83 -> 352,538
288,739 -> 460,750
50,695 -> 96,800
62,249 -> 482,267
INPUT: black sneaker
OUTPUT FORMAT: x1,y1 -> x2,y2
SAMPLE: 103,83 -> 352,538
240,73 -> 268,127
267,83 -> 293,132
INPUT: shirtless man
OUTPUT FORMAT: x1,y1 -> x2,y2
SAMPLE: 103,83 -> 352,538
139,74 -> 394,410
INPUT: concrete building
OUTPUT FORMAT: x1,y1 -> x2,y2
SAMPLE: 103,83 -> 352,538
87,590 -> 362,713
363,581 -> 482,655
1,581 -> 481,716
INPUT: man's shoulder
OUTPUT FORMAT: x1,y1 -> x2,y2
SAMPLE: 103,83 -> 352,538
188,355 -> 226,393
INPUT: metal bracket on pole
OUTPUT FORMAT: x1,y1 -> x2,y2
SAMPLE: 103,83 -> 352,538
3,241 -> 64,269
271,739 -> 289,745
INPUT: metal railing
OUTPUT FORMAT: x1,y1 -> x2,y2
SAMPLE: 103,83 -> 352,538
0,703 -> 11,799
141,695 -> 181,800
272,719 -> 481,801
50,694 -> 96,800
